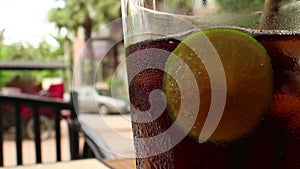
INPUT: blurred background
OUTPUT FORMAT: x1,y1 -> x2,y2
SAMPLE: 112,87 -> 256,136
0,0 -> 125,94
0,0 -> 134,166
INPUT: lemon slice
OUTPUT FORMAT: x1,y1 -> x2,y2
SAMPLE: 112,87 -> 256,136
164,28 -> 273,143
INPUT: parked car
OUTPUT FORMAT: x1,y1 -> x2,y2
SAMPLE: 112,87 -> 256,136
65,86 -> 130,115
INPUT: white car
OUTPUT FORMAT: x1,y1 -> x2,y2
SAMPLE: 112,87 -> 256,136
65,86 -> 130,115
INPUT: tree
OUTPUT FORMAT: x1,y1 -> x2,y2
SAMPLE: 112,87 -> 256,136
48,0 -> 121,85
0,29 -> 4,44
0,40 -> 63,89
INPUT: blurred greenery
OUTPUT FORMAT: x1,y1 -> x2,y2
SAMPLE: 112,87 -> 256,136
48,0 -> 120,40
0,41 -> 63,61
215,0 -> 265,11
48,0 -> 121,85
105,76 -> 123,90
0,39 -> 64,89
0,0 -> 122,89
105,75 -> 129,99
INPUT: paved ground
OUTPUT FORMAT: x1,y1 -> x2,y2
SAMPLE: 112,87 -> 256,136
2,113 -> 134,167
78,113 -> 135,158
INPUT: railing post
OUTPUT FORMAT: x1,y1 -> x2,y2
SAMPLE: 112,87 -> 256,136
54,107 -> 61,162
0,93 -> 86,166
33,104 -> 42,164
15,101 -> 23,165
0,102 -> 4,166
68,91 -> 80,159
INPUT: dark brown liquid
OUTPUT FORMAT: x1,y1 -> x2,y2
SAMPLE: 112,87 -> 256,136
126,31 -> 300,169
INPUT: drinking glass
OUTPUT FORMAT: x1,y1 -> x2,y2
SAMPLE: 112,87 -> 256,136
121,0 -> 300,168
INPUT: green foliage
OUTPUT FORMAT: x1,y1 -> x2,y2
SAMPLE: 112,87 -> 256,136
104,75 -> 129,99
0,29 -> 4,44
0,70 -> 60,88
0,71 -> 18,89
0,41 -> 62,61
48,0 -> 122,85
0,45 -> 15,60
215,0 -> 265,11
105,76 -> 123,90
0,40 -> 64,89
48,0 -> 121,38
94,0 -> 121,22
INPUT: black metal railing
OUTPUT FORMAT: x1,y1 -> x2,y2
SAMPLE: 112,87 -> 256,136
0,92 -> 80,166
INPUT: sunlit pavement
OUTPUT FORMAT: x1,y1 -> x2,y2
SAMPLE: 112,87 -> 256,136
78,113 -> 135,158
2,121 -> 74,166
2,113 -> 134,167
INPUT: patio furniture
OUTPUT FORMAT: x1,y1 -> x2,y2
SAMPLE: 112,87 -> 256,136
0,61 -> 115,167
0,93 -> 79,166
0,92 -> 116,167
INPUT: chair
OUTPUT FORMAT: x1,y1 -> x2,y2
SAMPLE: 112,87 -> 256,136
80,122 -> 116,160
67,92 -> 116,160
0,91 -> 115,167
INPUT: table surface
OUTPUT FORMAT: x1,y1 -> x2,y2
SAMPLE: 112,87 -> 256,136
0,158 -> 136,169
103,158 -> 136,169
